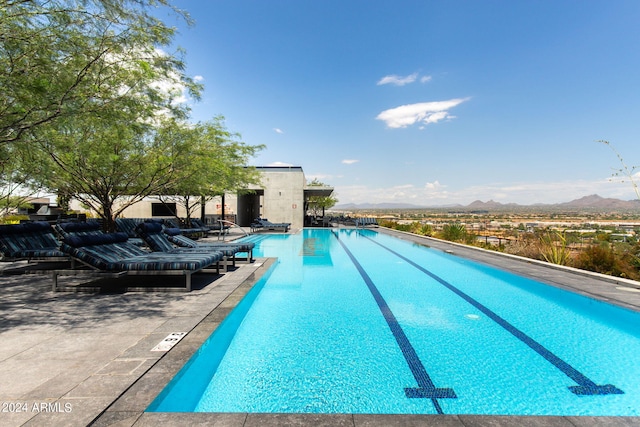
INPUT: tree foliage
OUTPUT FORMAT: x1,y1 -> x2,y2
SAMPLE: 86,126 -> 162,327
0,0 -> 199,144
0,138 -> 43,214
33,115 -> 183,230
154,117 -> 264,221
439,223 -> 468,242
1,1 -> 263,229
305,178 -> 337,216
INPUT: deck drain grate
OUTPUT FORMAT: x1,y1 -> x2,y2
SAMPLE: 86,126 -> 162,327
151,332 -> 187,352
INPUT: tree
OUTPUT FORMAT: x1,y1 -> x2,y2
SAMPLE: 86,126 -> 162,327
0,139 -> 43,215
33,115 -> 190,231
153,117 -> 264,222
305,179 -> 337,217
0,0 -> 199,145
600,140 -> 640,201
3,0 -> 206,230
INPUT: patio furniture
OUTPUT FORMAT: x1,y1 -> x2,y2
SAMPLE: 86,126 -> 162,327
114,218 -> 147,247
250,218 -> 291,232
163,218 -> 207,239
190,218 -> 230,236
54,220 -> 103,239
355,217 -> 378,227
163,227 -> 254,262
136,222 -> 238,271
0,221 -> 67,261
56,232 -> 222,291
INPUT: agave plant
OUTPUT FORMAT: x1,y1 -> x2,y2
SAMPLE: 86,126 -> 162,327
441,223 -> 467,242
539,231 -> 571,265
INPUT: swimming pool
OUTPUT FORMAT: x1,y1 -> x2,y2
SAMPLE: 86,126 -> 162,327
148,228 -> 640,416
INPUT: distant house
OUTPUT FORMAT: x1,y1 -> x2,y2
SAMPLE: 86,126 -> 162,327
17,197 -> 52,216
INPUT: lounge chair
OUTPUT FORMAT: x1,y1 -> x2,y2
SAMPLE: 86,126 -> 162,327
136,222 -> 238,271
355,217 -> 378,227
250,218 -> 291,232
0,221 -> 67,261
54,220 -> 103,239
57,232 -> 222,291
163,227 -> 254,262
163,218 -> 207,239
114,218 -> 146,247
190,218 -> 230,236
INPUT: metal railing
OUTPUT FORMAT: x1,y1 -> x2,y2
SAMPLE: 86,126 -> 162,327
217,219 -> 249,241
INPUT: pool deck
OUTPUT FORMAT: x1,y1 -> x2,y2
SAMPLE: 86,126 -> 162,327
0,228 -> 639,426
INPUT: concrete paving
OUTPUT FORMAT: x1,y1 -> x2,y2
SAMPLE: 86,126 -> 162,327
1,228 -> 639,426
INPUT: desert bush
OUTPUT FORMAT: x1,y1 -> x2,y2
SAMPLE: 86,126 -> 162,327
380,220 -> 432,236
503,234 -> 541,259
574,243 -> 640,280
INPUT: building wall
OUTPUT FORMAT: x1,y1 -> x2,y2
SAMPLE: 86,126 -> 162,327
68,196 -> 227,221
245,167 -> 306,230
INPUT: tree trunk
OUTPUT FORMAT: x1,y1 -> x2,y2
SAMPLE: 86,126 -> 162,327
101,202 -> 116,233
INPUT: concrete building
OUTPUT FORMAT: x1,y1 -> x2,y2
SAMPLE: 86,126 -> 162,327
230,166 -> 334,230
70,166 -> 334,231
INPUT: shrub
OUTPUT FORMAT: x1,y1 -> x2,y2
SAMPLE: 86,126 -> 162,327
0,215 -> 29,224
574,244 -> 639,279
380,220 -> 432,236
539,231 -> 571,265
440,223 -> 467,242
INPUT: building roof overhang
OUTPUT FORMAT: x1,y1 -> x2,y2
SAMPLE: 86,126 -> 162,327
304,186 -> 334,197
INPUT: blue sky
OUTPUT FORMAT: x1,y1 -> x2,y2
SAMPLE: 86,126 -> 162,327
164,0 -> 640,206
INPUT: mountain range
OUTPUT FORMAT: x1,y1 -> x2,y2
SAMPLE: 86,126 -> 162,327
333,194 -> 640,211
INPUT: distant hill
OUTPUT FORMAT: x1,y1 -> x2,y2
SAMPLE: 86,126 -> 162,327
333,202 -> 433,210
333,194 -> 640,211
556,194 -> 640,210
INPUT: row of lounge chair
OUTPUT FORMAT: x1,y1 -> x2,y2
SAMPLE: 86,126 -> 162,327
250,218 -> 291,233
354,217 -> 379,227
114,217 -> 229,241
0,219 -> 254,292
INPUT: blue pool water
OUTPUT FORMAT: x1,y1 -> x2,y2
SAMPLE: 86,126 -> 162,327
148,229 -> 640,415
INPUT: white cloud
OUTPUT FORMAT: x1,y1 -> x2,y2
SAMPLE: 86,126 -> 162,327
342,159 -> 359,165
424,180 -> 442,190
273,128 -> 284,134
420,75 -> 432,83
377,72 -> 418,86
376,98 -> 470,129
193,75 -> 204,82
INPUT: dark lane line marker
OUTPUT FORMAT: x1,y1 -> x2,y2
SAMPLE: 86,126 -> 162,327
363,234 -> 623,396
333,233 -> 456,414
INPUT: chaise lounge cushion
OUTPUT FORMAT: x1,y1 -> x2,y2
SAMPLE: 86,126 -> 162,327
56,221 -> 102,234
64,232 -> 130,248
136,222 -> 237,257
164,227 -> 255,254
0,221 -> 66,259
